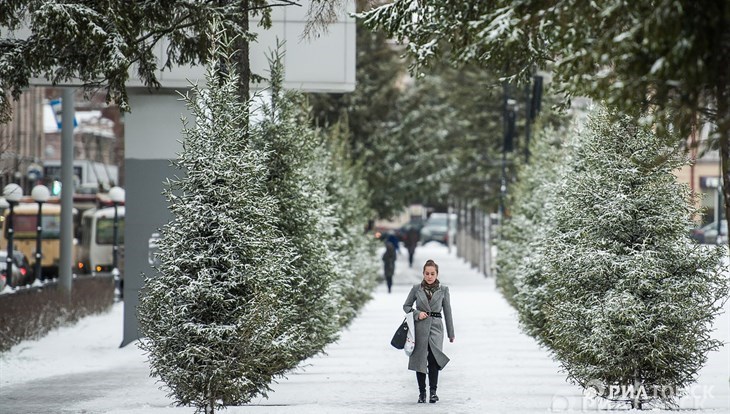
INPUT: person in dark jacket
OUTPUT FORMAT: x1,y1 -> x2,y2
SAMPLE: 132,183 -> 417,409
382,233 -> 399,293
402,259 -> 455,403
403,225 -> 420,267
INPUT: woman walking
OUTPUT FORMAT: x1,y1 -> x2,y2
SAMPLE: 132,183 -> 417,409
403,259 -> 455,403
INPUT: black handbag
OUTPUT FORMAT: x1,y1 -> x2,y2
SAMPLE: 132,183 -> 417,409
390,318 -> 409,349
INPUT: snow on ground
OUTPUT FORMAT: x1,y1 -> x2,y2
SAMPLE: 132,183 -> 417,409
0,243 -> 728,414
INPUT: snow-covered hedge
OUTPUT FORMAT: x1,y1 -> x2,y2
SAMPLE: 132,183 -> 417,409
0,275 -> 114,352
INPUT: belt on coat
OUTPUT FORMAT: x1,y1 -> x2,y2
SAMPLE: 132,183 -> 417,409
428,312 -> 442,318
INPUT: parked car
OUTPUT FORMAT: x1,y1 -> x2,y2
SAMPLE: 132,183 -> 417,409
13,251 -> 33,285
420,213 -> 457,245
0,250 -> 27,288
691,220 -> 727,244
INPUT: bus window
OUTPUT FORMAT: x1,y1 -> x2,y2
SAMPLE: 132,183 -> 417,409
5,215 -> 62,239
96,218 -> 125,245
42,216 -> 62,238
81,215 -> 93,248
11,215 -> 37,239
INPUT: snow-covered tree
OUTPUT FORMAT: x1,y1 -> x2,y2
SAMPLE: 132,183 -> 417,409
496,119 -> 566,308
389,61 -> 506,211
511,123 -> 573,344
317,121 -> 379,326
309,33 -> 509,216
540,106 -> 729,408
308,1 -> 408,218
137,33 -> 301,413
252,49 -> 341,361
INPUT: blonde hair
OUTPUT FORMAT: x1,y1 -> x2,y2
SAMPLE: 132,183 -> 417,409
423,259 -> 439,274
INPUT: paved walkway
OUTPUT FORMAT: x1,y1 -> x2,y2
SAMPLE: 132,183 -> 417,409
227,244 -> 575,414
1,243 -> 728,413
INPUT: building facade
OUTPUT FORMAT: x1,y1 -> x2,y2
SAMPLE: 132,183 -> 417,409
0,87 -> 123,196
675,122 -> 723,226
0,87 -> 45,194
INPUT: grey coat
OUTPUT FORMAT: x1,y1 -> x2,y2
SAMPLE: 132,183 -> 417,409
403,283 -> 455,373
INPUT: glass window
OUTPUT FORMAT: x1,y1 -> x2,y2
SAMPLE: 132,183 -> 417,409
12,215 -> 37,238
7,215 -> 62,239
41,216 -> 62,239
96,218 -> 125,245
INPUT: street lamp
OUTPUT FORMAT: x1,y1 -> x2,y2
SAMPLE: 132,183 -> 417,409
3,184 -> 23,287
109,186 -> 125,296
31,184 -> 50,282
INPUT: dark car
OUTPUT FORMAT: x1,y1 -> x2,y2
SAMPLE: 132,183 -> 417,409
13,251 -> 34,285
0,250 -> 29,288
691,220 -> 727,244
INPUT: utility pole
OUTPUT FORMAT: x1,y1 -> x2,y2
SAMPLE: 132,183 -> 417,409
58,88 -> 74,297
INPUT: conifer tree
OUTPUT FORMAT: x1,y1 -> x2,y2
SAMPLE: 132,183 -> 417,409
541,107 -> 729,408
511,127 -> 572,345
137,32 -> 301,413
496,121 -> 566,308
307,4 -> 407,218
318,121 -> 379,326
252,49 -> 341,361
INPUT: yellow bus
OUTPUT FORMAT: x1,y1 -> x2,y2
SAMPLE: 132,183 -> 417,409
0,203 -> 77,279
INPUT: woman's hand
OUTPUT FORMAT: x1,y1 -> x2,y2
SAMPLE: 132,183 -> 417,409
418,311 -> 428,320
449,337 -> 455,343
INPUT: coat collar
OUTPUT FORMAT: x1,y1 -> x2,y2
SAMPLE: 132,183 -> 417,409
417,284 -> 443,310
429,287 -> 443,306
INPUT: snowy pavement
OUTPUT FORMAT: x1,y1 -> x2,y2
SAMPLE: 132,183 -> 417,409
1,243 -> 728,413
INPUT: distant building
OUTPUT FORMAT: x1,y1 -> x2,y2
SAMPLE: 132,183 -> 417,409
675,121 -> 722,225
0,87 -> 45,193
0,87 -> 123,196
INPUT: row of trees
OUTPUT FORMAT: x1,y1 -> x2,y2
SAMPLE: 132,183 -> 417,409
362,2 -> 730,407
497,106 -> 729,408
359,0 -> 730,252
0,0 -> 517,222
308,7 -> 515,219
137,35 -> 377,414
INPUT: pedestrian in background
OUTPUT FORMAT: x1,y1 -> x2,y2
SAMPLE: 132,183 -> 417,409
402,259 -> 455,403
403,225 -> 420,267
382,232 -> 399,293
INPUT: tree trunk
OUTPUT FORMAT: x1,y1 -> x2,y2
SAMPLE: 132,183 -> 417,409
718,73 -> 730,247
235,0 -> 251,104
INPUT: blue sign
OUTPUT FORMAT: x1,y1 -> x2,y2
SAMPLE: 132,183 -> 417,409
49,98 -> 78,130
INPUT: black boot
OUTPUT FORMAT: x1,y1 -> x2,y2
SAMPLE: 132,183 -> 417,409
418,390 -> 426,403
429,388 -> 439,403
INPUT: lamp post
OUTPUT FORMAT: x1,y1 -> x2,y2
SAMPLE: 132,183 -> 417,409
3,184 -> 23,287
109,186 -> 125,297
31,185 -> 50,282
